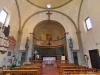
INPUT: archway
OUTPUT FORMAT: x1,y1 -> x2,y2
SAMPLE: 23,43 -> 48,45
33,20 -> 67,60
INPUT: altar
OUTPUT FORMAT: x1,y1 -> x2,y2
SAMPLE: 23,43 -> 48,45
43,57 -> 56,65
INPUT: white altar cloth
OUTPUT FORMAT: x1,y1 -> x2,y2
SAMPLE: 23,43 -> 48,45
43,57 -> 56,65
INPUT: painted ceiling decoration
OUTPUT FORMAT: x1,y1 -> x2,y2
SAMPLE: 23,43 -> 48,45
27,0 -> 72,9
33,20 -> 66,47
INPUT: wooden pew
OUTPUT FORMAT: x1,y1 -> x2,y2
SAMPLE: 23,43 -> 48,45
1,63 -> 42,75
13,63 -> 42,75
1,69 -> 39,75
57,63 -> 79,75
57,62 -> 96,75
62,68 -> 96,74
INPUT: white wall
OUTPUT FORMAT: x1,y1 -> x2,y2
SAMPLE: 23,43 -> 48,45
2,0 -> 99,67
80,0 -> 100,67
0,0 -> 19,39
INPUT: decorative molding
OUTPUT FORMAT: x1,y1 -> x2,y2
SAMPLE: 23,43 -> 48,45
15,0 -> 22,51
0,37 -> 8,40
77,0 -> 84,29
35,44 -> 64,48
15,0 -> 21,30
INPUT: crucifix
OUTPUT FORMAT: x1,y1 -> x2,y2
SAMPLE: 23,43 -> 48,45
46,10 -> 52,20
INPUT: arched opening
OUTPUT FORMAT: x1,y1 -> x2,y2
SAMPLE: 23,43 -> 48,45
33,20 -> 67,60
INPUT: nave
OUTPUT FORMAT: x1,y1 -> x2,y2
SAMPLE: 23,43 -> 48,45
0,60 -> 99,75
0,0 -> 100,75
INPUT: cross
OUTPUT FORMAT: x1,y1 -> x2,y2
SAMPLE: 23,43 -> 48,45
46,10 -> 52,20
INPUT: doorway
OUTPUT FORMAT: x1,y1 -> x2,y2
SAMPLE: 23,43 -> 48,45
21,52 -> 26,65
73,52 -> 78,64
89,49 -> 100,69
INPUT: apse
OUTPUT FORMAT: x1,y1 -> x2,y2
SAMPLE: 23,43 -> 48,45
33,20 -> 66,57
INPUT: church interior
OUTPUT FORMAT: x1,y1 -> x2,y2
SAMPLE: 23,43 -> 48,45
0,0 -> 100,75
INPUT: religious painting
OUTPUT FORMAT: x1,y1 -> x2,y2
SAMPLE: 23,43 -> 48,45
46,34 -> 52,41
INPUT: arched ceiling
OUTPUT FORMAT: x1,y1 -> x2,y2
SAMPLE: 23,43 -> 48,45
33,20 -> 66,47
34,20 -> 65,40
0,0 -> 82,36
27,0 -> 72,9
16,0 -> 81,32
0,0 -> 82,50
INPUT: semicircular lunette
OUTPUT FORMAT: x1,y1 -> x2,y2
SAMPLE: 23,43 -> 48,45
27,0 -> 72,9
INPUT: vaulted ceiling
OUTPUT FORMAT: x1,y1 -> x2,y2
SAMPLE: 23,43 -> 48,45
16,0 -> 81,50
16,0 -> 81,32
26,0 -> 72,9
0,0 -> 82,50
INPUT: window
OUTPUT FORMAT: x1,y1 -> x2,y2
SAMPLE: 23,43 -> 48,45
7,51 -> 11,56
85,17 -> 93,31
0,9 -> 8,25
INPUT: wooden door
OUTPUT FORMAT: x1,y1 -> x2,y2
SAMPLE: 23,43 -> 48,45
89,49 -> 100,69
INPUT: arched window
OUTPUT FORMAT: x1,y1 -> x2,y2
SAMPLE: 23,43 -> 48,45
0,9 -> 8,26
85,17 -> 93,31
0,9 -> 10,37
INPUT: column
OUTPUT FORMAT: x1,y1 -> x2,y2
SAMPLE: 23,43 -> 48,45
27,34 -> 33,63
76,30 -> 86,66
25,37 -> 30,63
15,30 -> 23,66
66,32 -> 74,63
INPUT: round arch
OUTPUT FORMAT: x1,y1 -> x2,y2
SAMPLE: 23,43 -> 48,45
21,9 -> 77,32
33,20 -> 67,57
33,20 -> 66,40
33,19 -> 66,32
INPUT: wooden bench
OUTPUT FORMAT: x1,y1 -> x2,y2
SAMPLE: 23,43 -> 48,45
57,63 -> 96,75
2,63 -> 42,75
0,69 -> 39,75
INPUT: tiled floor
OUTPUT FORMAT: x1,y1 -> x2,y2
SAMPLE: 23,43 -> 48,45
42,64 -> 59,75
